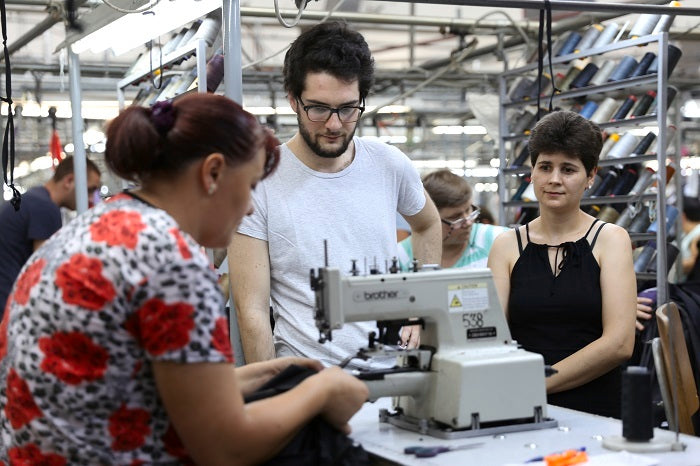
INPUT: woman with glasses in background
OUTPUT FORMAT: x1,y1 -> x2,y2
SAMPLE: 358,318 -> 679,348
398,169 -> 508,271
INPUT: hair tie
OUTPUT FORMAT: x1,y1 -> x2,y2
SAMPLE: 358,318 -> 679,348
150,100 -> 177,135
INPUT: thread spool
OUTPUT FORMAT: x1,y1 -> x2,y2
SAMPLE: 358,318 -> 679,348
521,182 -> 536,202
511,144 -> 531,168
592,22 -> 619,48
556,31 -> 582,56
611,95 -> 638,121
511,177 -> 531,201
589,59 -> 616,86
526,73 -> 552,99
590,97 -> 618,124
174,68 -> 198,95
558,60 -> 587,90
597,206 -> 621,223
611,167 -> 639,196
628,14 -> 661,38
652,1 -> 681,34
193,13 -> 222,47
653,125 -> 677,156
607,56 -> 638,82
631,90 -> 656,117
164,28 -> 189,54
616,204 -> 642,229
179,20 -> 203,47
628,167 -> 656,195
155,75 -> 184,102
630,132 -> 657,156
606,132 -> 639,160
598,132 -> 620,160
509,77 -> 535,101
206,54 -> 225,93
569,63 -> 599,89
579,100 -> 599,119
648,44 -> 682,78
621,367 -> 654,441
629,52 -> 656,78
591,170 -> 619,197
629,209 -> 652,233
650,87 -> 677,115
575,24 -> 604,53
584,172 -> 605,198
511,110 -> 536,135
647,205 -> 679,234
634,241 -> 657,273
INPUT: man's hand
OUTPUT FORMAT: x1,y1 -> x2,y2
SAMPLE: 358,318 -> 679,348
636,296 -> 654,331
399,324 -> 421,349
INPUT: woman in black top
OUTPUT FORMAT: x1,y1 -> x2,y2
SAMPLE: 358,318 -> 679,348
488,111 -> 636,418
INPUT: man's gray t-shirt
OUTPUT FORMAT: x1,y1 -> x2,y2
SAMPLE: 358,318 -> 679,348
237,137 -> 425,368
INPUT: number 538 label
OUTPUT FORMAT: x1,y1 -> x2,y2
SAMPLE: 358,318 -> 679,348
462,312 -> 483,328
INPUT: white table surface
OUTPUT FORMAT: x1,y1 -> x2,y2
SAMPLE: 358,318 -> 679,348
349,398 -> 700,465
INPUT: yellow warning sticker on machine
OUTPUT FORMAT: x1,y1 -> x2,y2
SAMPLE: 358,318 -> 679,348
448,283 -> 488,312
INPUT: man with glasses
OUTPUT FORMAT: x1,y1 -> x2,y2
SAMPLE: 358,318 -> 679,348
399,169 -> 507,271
228,21 -> 441,368
0,156 -> 101,315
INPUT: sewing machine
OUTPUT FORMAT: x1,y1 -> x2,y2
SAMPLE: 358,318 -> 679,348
311,263 -> 557,439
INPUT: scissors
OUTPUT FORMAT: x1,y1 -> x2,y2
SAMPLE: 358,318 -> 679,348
404,441 -> 485,458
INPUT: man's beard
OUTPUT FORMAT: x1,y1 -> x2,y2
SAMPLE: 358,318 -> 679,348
298,115 -> 356,159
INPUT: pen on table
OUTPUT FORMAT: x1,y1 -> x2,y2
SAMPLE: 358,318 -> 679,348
525,446 -> 587,463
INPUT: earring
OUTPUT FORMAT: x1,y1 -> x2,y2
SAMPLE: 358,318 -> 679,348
208,183 -> 217,195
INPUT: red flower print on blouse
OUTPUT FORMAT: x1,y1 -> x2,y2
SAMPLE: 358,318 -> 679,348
90,210 -> 147,249
55,254 -> 116,311
5,368 -> 42,429
39,331 -> 109,385
162,424 -> 195,465
124,299 -> 195,356
13,259 -> 45,306
108,404 -> 151,451
169,228 -> 192,260
212,317 -> 234,363
7,444 -> 66,466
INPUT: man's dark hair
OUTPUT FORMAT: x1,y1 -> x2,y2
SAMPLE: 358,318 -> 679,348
52,156 -> 100,181
528,110 -> 603,175
283,21 -> 375,101
683,196 -> 700,222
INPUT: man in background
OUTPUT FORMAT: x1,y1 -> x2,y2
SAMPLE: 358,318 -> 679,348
228,22 -> 441,368
0,156 -> 101,314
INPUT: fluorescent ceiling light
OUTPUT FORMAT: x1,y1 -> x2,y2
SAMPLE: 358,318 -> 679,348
72,0 -> 220,55
682,100 -> 700,118
432,125 -> 488,135
2,100 -> 121,121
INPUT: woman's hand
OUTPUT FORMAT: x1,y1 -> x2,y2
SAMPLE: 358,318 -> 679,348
636,296 -> 654,331
311,367 -> 369,434
237,357 -> 323,395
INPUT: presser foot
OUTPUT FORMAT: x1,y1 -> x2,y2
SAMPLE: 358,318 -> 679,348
378,408 -> 558,440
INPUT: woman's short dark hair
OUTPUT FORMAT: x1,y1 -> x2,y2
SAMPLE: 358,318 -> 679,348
528,110 -> 603,175
422,169 -> 472,210
105,93 -> 280,182
283,21 -> 375,101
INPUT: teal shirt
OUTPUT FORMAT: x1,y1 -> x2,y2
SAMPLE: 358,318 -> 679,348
398,223 -> 508,271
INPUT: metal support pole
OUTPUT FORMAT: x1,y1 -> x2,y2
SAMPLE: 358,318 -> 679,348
68,45 -> 89,214
222,0 -> 246,366
222,0 -> 243,103
196,38 -> 208,93
656,32 -> 668,306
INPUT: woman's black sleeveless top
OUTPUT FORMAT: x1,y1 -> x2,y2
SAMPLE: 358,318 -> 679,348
508,219 -> 621,418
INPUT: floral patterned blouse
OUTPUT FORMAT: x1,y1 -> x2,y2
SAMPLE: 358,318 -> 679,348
0,193 -> 234,465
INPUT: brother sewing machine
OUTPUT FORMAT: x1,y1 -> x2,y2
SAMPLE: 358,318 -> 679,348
310,259 -> 557,439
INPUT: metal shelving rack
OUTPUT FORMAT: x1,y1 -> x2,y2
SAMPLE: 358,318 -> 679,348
497,31 -> 672,304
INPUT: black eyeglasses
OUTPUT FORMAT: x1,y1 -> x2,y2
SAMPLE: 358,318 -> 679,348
440,205 -> 480,230
296,96 -> 365,123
